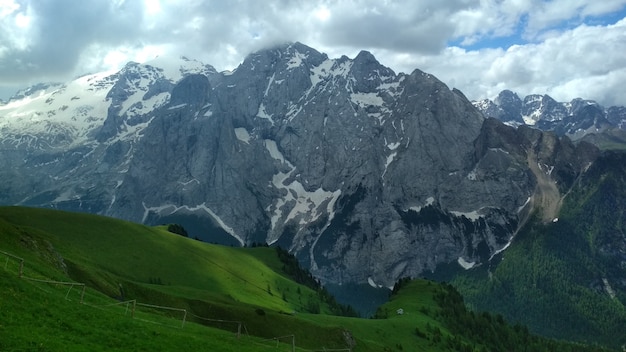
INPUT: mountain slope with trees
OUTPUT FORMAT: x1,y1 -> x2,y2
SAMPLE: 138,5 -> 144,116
449,150 -> 626,349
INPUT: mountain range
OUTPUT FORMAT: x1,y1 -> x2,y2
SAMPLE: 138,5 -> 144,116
472,89 -> 626,139
1,42 -> 623,288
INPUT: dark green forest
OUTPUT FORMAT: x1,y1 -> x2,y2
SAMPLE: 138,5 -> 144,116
275,246 -> 359,317
432,283 -> 610,352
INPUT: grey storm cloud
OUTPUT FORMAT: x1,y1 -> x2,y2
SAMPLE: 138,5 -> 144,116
0,0 -> 471,84
321,11 -> 452,54
0,0 -> 498,82
0,0 -> 145,82
319,0 -> 471,54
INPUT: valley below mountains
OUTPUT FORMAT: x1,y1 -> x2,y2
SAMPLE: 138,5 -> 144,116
1,42 -> 625,348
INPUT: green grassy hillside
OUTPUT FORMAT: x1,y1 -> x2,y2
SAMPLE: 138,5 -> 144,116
0,206 -> 351,347
1,206 -> 331,312
0,206 -> 613,351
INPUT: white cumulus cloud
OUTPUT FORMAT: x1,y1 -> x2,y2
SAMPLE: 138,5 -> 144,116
0,0 -> 625,106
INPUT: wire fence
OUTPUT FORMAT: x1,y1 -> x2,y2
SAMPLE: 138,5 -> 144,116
190,312 -> 246,339
135,302 -> 188,328
1,248 -> 353,352
0,249 -> 24,277
100,299 -> 137,317
20,276 -> 86,303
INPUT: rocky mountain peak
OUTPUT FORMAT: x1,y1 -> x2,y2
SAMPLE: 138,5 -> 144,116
238,42 -> 327,74
494,90 -> 523,123
350,50 -> 396,94
495,89 -> 521,105
607,106 -> 626,128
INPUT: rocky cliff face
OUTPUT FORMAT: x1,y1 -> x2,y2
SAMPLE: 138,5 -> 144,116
0,43 -> 599,287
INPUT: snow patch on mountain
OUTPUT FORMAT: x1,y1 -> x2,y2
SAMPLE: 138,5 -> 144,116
0,57 -> 216,151
144,56 -> 216,84
0,70 -> 116,149
387,142 -> 401,150
110,115 -> 156,145
517,197 -> 532,213
309,60 -> 330,86
52,189 -> 81,204
522,114 -> 538,125
409,197 -> 435,213
382,152 -> 397,179
457,257 -> 476,269
368,277 -> 384,288
264,73 -> 276,97
538,163 -> 555,176
264,139 -> 341,243
130,93 -> 170,115
234,128 -> 251,144
379,76 -> 404,96
287,51 -> 307,69
467,170 -> 478,181
168,103 -> 187,110
257,103 -> 274,124
286,102 -> 303,122
264,139 -> 287,164
309,58 -> 353,88
472,99 -> 492,112
350,92 -> 383,107
450,209 -> 484,221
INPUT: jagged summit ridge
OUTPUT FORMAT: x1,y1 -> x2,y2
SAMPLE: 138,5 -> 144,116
473,90 -> 623,138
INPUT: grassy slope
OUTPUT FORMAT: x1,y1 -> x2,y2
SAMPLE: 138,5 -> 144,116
0,269 -> 268,352
1,206 -> 435,350
0,206 -> 613,351
0,206 -> 310,310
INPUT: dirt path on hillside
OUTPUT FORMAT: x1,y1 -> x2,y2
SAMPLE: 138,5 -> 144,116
527,150 -> 562,223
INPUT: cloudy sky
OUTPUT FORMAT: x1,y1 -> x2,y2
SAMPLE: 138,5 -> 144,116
1,0 -> 626,106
